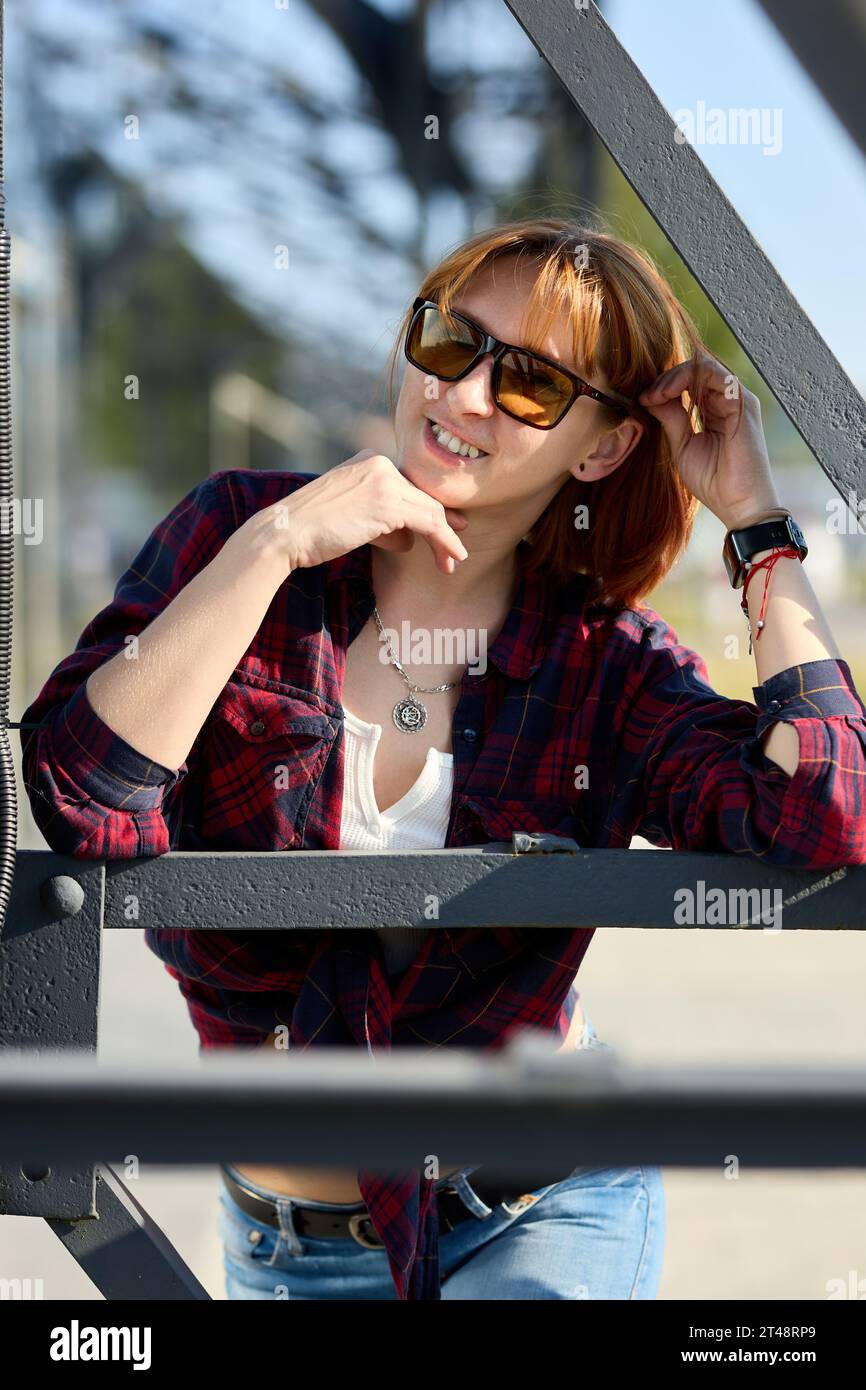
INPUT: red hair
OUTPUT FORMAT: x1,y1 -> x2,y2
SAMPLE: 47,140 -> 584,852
385,216 -> 741,611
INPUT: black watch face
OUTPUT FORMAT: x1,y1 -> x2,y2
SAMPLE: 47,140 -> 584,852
722,534 -> 742,586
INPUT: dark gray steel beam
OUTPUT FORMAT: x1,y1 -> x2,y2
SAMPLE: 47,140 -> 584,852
2,1050 -> 865,1170
97,849 -> 862,931
46,1163 -> 210,1300
0,854 -> 102,1217
757,0 -> 866,164
502,0 -> 866,503
0,855 -> 103,1045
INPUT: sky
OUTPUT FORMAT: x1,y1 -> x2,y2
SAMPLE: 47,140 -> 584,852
9,0 -> 866,393
607,0 -> 866,393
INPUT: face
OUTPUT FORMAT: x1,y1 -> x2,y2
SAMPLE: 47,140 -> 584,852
393,257 -> 645,531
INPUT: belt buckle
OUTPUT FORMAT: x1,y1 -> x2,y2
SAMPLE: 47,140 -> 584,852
500,1192 -> 540,1217
348,1212 -> 385,1249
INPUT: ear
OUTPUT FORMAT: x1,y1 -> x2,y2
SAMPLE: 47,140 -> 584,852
569,417 -> 646,483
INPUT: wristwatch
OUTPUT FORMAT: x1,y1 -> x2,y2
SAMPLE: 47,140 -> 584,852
722,511 -> 808,589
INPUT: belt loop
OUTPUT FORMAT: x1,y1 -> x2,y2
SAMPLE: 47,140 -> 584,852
444,1170 -> 495,1220
575,1009 -> 596,1048
267,1195 -> 305,1261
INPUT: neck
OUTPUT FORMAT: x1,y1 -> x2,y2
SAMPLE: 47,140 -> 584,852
371,529 -> 522,622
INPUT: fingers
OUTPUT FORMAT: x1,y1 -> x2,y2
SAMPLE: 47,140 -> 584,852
640,354 -> 745,406
359,453 -> 470,574
380,471 -> 468,573
408,495 -> 469,570
429,530 -> 469,575
371,528 -> 415,553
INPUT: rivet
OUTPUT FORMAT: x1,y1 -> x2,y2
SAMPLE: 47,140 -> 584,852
40,876 -> 85,918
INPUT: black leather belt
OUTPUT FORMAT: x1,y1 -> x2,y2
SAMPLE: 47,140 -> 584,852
220,1165 -> 555,1248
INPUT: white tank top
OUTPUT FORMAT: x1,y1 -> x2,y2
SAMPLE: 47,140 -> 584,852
339,706 -> 453,975
338,705 -> 583,1034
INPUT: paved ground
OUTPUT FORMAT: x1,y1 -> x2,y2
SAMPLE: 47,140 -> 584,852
3,906 -> 865,1301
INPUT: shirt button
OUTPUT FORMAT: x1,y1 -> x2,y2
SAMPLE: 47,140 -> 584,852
369,822 -> 383,837
461,728 -> 478,743
766,700 -> 781,714
248,1230 -> 263,1244
249,720 -> 266,735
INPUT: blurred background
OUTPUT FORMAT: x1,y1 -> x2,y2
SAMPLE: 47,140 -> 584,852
5,0 -> 866,1301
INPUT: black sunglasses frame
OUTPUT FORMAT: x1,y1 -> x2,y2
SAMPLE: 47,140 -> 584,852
405,297 -> 646,430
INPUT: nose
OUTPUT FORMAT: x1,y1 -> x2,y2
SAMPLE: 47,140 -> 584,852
445,356 -> 497,417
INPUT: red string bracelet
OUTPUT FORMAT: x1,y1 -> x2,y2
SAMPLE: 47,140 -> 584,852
740,545 -> 803,654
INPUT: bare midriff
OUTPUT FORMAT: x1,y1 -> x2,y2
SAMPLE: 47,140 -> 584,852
230,1002 -> 585,1202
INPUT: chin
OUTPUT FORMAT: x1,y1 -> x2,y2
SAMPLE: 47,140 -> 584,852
398,446 -> 487,505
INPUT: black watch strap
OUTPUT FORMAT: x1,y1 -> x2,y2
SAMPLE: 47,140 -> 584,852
723,514 -> 807,588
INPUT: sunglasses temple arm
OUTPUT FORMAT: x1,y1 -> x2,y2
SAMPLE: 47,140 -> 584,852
604,391 -> 654,427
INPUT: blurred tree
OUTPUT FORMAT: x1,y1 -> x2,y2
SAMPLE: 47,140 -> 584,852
52,153 -> 288,505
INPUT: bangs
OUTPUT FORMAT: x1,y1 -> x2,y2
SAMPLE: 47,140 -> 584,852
432,240 -> 607,382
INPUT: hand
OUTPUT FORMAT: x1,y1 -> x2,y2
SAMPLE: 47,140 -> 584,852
261,451 -> 469,575
637,354 -> 783,530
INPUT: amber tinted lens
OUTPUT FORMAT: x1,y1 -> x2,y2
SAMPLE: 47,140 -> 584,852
406,305 -> 481,378
497,351 -> 574,427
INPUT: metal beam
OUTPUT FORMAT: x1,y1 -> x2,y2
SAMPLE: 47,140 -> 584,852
2,1050 -> 865,1171
47,1164 -> 210,1301
97,849 -> 862,931
502,0 -> 866,503
757,0 -> 866,164
0,853 -> 102,1217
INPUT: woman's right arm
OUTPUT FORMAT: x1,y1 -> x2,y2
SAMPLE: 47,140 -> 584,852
84,450 -> 467,773
83,515 -> 292,776
20,455 -> 466,857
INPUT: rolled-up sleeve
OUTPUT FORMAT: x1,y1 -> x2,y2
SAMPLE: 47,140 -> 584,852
19,471 -> 236,859
609,614 -> 866,868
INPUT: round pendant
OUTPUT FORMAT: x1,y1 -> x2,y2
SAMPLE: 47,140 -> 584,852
393,696 -> 427,733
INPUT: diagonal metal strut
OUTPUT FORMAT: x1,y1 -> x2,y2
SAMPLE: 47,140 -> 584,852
757,0 -> 866,166
503,0 -> 866,506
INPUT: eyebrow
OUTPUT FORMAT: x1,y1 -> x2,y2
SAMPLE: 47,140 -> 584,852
449,300 -> 577,373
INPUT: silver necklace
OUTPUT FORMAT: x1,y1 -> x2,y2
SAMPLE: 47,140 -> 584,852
372,604 -> 459,733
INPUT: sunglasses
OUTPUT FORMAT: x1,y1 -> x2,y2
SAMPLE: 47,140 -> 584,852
404,297 -> 645,430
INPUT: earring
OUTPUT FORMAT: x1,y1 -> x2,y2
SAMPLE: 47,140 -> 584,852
578,462 -> 586,472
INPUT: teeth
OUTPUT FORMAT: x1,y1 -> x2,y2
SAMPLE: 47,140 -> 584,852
430,422 -> 486,459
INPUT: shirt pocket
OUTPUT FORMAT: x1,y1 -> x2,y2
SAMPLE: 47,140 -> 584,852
199,678 -> 338,850
459,795 -> 581,848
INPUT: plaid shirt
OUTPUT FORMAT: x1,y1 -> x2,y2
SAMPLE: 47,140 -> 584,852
19,467 -> 866,1299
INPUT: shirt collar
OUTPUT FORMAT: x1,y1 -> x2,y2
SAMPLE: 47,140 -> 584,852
325,541 -> 568,681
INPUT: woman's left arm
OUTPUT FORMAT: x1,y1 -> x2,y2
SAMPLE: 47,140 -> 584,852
638,356 -> 846,776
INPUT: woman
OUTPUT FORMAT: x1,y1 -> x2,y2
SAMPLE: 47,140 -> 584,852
20,218 -> 866,1301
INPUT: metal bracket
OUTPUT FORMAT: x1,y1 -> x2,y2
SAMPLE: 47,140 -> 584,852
511,831 -> 581,854
46,1163 -> 211,1300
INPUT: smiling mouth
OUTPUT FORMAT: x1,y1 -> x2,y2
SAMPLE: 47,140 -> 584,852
426,419 -> 489,459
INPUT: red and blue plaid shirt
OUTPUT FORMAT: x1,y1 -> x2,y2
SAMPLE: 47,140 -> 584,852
19,467 -> 866,1299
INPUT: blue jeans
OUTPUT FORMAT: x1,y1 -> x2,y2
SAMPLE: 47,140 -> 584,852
217,1011 -> 666,1300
